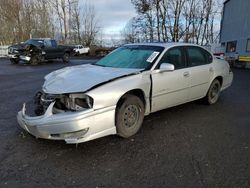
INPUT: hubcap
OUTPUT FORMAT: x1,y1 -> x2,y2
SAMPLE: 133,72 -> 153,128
123,105 -> 140,128
210,83 -> 220,102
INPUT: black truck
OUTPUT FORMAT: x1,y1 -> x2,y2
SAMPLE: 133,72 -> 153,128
8,38 -> 74,64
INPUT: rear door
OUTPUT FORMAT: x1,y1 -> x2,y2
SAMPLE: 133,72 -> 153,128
151,47 -> 191,112
51,40 -> 63,57
44,40 -> 61,59
185,46 -> 214,100
44,40 -> 54,59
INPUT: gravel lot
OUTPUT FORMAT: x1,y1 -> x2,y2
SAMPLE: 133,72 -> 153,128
0,58 -> 249,188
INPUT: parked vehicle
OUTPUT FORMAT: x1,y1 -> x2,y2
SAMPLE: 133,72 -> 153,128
17,43 -> 233,144
8,38 -> 74,64
73,45 -> 90,55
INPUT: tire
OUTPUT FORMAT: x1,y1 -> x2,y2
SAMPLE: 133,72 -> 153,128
10,58 -> 19,64
63,53 -> 70,63
116,94 -> 145,138
30,56 -> 39,65
204,79 -> 221,105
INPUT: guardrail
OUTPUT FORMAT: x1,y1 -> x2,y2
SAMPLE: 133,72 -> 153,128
0,46 -> 9,57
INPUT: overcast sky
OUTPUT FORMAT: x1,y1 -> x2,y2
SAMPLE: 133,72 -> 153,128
91,0 -> 136,36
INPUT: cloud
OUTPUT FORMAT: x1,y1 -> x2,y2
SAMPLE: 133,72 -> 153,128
91,0 -> 136,33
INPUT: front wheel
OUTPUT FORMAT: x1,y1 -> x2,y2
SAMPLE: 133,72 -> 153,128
116,94 -> 145,138
10,58 -> 19,64
204,79 -> 221,105
30,56 -> 39,65
63,53 -> 70,63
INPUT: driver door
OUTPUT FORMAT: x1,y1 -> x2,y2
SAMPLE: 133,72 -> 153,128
151,47 -> 191,112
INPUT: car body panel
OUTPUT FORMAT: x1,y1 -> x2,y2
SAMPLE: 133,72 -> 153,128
43,64 -> 143,94
17,43 -> 234,144
17,103 -> 117,144
151,68 -> 190,112
188,64 -> 213,100
86,71 -> 151,114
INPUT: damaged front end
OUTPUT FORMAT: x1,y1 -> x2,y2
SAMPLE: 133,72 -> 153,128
17,91 -> 117,144
33,92 -> 94,116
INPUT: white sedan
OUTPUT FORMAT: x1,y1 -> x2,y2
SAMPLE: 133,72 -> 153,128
17,43 -> 233,144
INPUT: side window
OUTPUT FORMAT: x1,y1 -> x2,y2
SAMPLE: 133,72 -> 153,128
186,47 -> 208,67
158,47 -> 186,69
204,49 -> 213,63
44,40 -> 52,47
226,41 -> 237,52
51,40 -> 57,48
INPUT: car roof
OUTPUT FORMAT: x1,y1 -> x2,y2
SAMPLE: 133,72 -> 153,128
125,42 -> 202,49
124,42 -> 212,55
31,38 -> 52,40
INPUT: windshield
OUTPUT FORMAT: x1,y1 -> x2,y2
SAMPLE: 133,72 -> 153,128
25,39 -> 44,47
95,45 -> 164,69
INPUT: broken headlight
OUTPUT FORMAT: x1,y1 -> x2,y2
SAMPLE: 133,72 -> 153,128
56,93 -> 93,112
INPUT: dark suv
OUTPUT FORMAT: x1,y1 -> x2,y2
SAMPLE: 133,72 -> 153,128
8,38 -> 74,64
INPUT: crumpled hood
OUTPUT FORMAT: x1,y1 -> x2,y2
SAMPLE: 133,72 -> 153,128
9,43 -> 26,50
43,64 -> 141,94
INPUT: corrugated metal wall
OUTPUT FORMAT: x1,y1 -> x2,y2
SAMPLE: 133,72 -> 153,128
220,0 -> 250,56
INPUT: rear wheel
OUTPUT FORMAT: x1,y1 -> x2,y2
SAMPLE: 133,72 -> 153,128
204,79 -> 221,105
63,53 -> 70,63
10,58 -> 19,64
116,94 -> 145,138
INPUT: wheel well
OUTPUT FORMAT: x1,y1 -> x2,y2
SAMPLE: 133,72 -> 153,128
215,76 -> 223,86
117,89 -> 146,108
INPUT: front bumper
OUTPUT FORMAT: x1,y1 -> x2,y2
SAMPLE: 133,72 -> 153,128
20,55 -> 31,61
8,54 -> 18,59
17,102 -> 117,144
7,54 -> 31,62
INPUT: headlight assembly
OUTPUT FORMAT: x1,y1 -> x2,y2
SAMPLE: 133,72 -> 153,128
64,93 -> 93,111
44,93 -> 94,113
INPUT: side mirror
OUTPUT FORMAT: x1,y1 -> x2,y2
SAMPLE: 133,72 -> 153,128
158,63 -> 175,73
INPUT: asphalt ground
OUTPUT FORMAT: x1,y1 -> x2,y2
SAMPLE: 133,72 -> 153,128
0,58 -> 249,188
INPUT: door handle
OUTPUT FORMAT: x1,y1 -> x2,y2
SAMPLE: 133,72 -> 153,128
183,72 -> 190,77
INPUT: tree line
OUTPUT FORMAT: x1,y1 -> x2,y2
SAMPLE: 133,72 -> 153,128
0,0 -> 100,46
122,0 -> 223,45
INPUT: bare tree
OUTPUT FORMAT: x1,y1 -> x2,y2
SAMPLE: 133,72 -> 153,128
127,0 -> 223,45
81,2 -> 100,46
131,0 -> 155,42
71,0 -> 81,43
121,18 -> 139,43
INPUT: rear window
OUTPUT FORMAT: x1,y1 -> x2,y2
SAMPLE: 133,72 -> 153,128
186,47 -> 210,67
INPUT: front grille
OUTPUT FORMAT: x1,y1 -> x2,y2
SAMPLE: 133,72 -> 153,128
25,100 -> 40,117
41,93 -> 57,103
8,47 -> 19,54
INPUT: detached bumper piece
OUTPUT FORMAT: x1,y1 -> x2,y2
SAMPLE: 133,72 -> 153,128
17,102 -> 117,144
